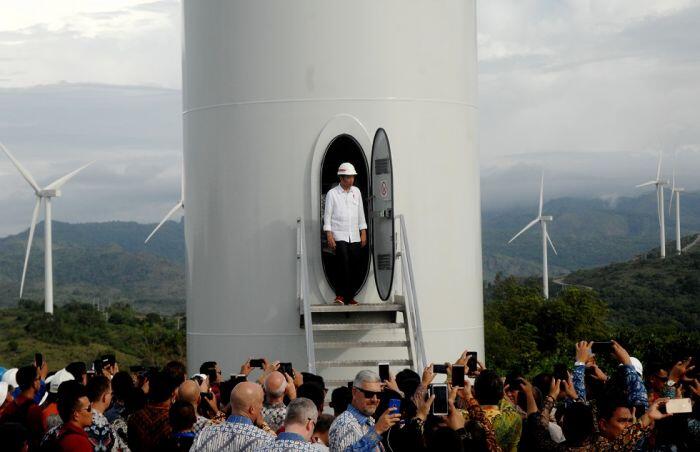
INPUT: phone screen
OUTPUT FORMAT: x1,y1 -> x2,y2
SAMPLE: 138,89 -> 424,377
35,353 -> 43,369
379,363 -> 390,382
279,362 -> 294,377
249,359 -> 265,369
467,352 -> 477,373
451,365 -> 465,387
591,341 -> 613,355
430,384 -> 449,415
388,398 -> 401,413
432,364 -> 447,374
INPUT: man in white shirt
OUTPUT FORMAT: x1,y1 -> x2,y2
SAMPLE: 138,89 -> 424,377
323,162 -> 368,305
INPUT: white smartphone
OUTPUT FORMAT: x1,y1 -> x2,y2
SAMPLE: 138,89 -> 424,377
665,398 -> 692,414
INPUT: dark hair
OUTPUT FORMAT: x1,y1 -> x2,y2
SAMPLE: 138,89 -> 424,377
330,387 -> 352,416
169,400 -> 196,432
0,423 -> 29,451
124,387 -> 147,416
598,397 -> 630,421
86,376 -> 110,403
164,361 -> 187,386
474,370 -> 503,405
297,383 -> 325,413
101,354 -> 116,366
57,381 -> 87,423
111,371 -> 134,401
199,361 -> 218,382
148,371 -> 178,403
302,372 -> 326,390
562,402 -> 594,445
16,365 -> 38,391
532,373 -> 553,399
65,362 -> 87,381
314,413 -> 334,434
395,369 -> 421,399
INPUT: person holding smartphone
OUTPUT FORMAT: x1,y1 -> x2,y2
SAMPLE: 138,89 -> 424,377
323,162 -> 368,305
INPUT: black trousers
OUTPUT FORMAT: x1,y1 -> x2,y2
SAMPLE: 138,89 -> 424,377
335,240 -> 361,301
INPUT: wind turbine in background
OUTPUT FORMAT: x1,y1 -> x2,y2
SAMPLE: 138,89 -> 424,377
145,166 -> 184,243
0,142 -> 92,314
668,161 -> 684,255
636,152 -> 668,258
508,173 -> 557,299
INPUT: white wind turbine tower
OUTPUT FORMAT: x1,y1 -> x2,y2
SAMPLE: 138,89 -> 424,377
636,152 -> 668,258
668,162 -> 684,255
145,167 -> 184,243
508,173 -> 557,299
0,142 -> 92,314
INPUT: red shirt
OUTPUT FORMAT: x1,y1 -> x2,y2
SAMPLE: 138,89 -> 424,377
41,402 -> 59,431
57,422 -> 93,452
0,394 -> 44,445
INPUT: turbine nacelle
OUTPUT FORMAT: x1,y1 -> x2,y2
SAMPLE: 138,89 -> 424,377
39,189 -> 61,198
540,215 -> 553,222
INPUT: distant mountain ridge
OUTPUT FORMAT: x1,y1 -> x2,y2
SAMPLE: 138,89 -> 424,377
1,191 -> 698,313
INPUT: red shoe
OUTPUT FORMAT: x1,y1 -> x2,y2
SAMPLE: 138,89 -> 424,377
334,296 -> 345,305
348,299 -> 359,305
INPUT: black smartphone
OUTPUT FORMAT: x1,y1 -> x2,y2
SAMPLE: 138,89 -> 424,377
504,372 -> 523,390
432,364 -> 447,374
591,341 -> 613,355
232,374 -> 247,385
553,363 -> 569,381
429,384 -> 449,415
347,381 -> 353,389
279,362 -> 294,377
451,365 -> 465,387
379,363 -> 390,382
467,352 -> 478,373
201,392 -> 213,400
93,359 -> 103,375
249,359 -> 265,369
35,353 -> 43,369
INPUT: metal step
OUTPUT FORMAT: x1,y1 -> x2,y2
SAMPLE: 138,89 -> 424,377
310,303 -> 404,313
315,340 -> 409,349
312,323 -> 404,331
315,359 -> 413,368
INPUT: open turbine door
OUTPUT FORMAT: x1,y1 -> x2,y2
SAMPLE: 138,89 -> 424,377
369,128 -> 395,301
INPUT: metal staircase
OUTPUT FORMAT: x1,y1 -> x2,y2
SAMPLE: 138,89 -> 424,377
297,216 -> 427,389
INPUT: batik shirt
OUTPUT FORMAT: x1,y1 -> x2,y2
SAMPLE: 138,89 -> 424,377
481,400 -> 522,452
87,411 -> 130,452
190,415 -> 275,452
193,415 -> 211,434
262,431 -> 317,451
329,404 -> 382,452
262,401 -> 287,433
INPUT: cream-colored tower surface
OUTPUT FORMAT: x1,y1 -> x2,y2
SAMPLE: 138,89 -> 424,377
182,0 -> 483,375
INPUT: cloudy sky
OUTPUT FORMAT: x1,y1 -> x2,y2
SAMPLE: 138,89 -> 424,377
1,0 -> 700,234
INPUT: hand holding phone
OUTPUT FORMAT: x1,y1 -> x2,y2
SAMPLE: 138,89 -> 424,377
388,398 -> 401,413
379,363 -> 390,382
466,352 -> 478,374
35,353 -> 43,369
249,358 -> 265,369
591,341 -> 613,355
279,362 -> 294,377
432,364 -> 447,374
663,398 -> 692,414
451,365 -> 465,387
429,384 -> 449,416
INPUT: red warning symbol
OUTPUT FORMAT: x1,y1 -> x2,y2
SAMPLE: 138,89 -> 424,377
379,180 -> 389,200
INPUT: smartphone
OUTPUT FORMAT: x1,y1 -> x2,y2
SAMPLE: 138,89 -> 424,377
347,381 -> 353,389
249,359 -> 265,369
379,363 -> 390,382
35,353 -> 43,369
388,398 -> 401,413
232,374 -> 247,385
665,398 -> 692,414
467,352 -> 478,373
553,364 -> 569,381
591,341 -> 613,355
93,359 -> 103,375
505,373 -> 523,391
429,384 -> 449,416
200,392 -> 213,400
451,365 -> 465,387
432,364 -> 447,374
279,362 -> 294,377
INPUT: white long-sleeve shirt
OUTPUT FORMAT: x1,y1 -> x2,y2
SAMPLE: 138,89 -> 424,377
323,184 -> 367,243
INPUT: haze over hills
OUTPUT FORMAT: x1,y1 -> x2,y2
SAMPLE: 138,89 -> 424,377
1,191 -> 699,313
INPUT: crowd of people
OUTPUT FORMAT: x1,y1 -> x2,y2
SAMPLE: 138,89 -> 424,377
0,341 -> 698,451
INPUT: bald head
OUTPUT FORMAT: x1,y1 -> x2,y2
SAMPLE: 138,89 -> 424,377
178,380 -> 200,406
231,382 -> 264,419
264,371 -> 287,399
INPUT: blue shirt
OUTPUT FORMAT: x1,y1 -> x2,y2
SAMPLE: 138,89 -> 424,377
191,414 -> 274,452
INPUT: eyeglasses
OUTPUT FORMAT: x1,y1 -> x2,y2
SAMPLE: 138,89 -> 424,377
355,387 -> 382,399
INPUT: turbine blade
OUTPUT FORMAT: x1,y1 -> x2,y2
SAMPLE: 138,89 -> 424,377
44,161 -> 93,191
508,218 -> 539,244
669,189 -> 675,216
656,151 -> 662,181
0,142 -> 41,193
180,160 -> 185,203
538,172 -> 544,217
635,181 -> 656,188
546,231 -> 558,255
20,197 -> 41,298
144,201 -> 184,243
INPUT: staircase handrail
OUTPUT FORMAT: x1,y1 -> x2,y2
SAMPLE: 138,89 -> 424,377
297,218 -> 317,373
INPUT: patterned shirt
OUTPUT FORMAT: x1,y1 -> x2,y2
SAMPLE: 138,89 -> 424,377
262,401 -> 288,433
190,414 -> 275,452
87,411 -> 130,452
262,431 -> 317,451
482,400 -> 522,452
193,414 -> 212,434
127,401 -> 171,451
329,404 -> 382,452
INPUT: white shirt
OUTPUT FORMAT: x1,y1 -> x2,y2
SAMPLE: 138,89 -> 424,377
323,184 -> 367,243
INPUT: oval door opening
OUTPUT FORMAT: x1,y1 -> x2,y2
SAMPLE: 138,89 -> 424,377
370,128 -> 395,301
319,134 -> 370,299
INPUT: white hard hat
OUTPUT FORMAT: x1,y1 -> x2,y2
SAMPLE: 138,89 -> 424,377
47,368 -> 75,394
1,368 -> 18,388
337,162 -> 357,176
0,382 -> 8,406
